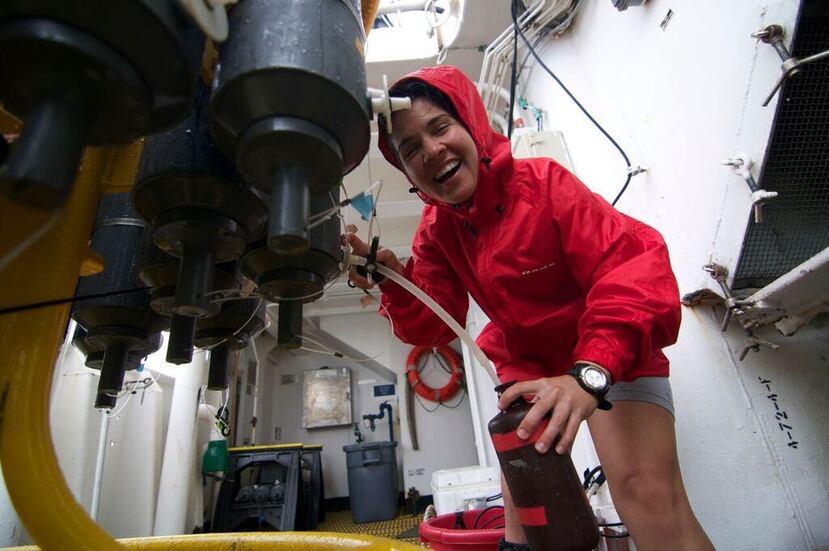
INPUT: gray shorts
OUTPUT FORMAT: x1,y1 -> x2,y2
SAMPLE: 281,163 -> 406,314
606,377 -> 674,417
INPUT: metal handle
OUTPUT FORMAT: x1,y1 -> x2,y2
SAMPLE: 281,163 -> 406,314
753,24 -> 829,106
703,263 -> 744,331
738,332 -> 780,361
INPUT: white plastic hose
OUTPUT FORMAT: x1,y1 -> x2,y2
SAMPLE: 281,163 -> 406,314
349,255 -> 499,385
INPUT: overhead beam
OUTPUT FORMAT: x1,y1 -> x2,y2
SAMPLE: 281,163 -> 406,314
303,319 -> 397,383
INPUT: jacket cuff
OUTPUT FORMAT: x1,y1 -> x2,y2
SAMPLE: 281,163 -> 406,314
573,330 -> 637,383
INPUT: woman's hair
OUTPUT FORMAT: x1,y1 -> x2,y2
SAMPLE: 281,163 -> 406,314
383,79 -> 463,134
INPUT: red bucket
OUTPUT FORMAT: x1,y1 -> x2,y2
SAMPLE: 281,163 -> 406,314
419,508 -> 505,550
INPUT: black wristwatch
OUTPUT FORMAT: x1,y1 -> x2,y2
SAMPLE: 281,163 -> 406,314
567,363 -> 613,411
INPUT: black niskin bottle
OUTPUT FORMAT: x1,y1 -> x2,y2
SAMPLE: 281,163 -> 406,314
488,382 -> 599,551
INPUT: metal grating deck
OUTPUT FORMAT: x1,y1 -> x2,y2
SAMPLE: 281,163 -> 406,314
733,1 -> 829,289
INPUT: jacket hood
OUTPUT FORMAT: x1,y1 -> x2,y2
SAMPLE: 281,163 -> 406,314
377,66 -> 511,208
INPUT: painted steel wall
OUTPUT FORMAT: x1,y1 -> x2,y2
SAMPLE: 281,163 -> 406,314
259,311 -> 478,499
493,0 -> 829,549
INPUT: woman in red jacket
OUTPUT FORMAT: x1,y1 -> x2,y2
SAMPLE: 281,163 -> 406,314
347,66 -> 713,550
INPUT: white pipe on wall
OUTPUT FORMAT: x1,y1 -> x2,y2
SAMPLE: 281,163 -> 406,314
89,411 -> 111,521
249,345 -> 260,444
0,465 -> 23,547
152,352 -> 208,536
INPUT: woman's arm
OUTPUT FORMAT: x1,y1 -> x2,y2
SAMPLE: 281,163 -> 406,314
346,223 -> 469,346
549,166 -> 681,383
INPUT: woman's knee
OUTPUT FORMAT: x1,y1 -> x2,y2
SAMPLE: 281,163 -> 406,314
609,466 -> 687,516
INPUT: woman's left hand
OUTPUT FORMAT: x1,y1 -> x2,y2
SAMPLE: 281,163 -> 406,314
497,375 -> 599,455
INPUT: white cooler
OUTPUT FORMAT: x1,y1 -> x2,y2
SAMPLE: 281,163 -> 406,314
430,465 -> 503,515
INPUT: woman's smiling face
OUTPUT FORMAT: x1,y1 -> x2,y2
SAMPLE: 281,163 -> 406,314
391,97 -> 479,205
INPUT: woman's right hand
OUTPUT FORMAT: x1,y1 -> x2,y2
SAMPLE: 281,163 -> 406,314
343,224 -> 404,289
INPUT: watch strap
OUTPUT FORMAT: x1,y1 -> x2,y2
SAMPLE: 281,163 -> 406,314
567,364 -> 613,411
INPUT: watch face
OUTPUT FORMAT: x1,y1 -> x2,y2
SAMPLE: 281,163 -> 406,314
582,367 -> 607,391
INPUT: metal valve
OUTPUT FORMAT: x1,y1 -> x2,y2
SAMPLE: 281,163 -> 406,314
721,155 -> 777,223
753,24 -> 829,106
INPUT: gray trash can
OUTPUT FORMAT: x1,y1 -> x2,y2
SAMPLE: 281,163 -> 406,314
343,441 -> 398,523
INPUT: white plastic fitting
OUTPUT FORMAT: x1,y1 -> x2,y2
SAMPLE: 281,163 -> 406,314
179,0 -> 237,42
370,74 -> 412,133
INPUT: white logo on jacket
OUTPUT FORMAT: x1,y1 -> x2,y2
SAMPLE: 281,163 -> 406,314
521,262 -> 556,276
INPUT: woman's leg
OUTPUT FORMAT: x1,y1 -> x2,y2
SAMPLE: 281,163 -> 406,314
501,472 -> 528,544
587,401 -> 714,551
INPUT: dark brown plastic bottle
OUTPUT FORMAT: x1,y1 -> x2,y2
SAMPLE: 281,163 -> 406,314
488,382 -> 599,551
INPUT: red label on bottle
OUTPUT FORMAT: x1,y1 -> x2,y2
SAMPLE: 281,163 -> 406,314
491,423 -> 546,452
516,505 -> 548,526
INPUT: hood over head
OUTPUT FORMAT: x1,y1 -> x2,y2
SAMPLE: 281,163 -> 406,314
377,66 -> 508,206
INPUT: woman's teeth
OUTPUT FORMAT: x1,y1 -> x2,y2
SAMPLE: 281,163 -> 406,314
435,160 -> 461,183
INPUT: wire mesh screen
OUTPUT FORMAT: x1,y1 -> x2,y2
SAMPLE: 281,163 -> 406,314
733,1 -> 829,289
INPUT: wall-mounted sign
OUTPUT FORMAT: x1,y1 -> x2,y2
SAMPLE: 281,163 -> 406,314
374,384 -> 396,397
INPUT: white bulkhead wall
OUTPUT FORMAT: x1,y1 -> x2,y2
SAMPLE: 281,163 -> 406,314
462,0 -> 828,549
258,311 -> 478,500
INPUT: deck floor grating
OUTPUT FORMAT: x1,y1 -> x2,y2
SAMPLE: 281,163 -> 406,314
317,509 -> 422,544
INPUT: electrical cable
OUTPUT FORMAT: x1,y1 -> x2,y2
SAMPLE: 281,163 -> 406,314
480,514 -> 505,529
108,389 -> 136,418
296,290 -> 396,363
510,0 -> 634,206
202,296 -> 264,351
0,285 -> 152,317
517,29 -> 551,81
507,0 -> 519,139
473,505 -> 505,529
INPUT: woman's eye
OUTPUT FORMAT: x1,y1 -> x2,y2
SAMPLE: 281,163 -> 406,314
435,124 -> 449,135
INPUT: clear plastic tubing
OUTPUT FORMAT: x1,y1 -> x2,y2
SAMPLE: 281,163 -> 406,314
349,255 -> 499,384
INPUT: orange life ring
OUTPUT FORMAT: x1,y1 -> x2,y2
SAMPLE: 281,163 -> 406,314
405,345 -> 463,402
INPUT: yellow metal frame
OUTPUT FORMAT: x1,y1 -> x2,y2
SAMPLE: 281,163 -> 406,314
0,2 -> 383,548
228,442 -> 306,452
13,532 -> 419,550
0,144 -> 134,550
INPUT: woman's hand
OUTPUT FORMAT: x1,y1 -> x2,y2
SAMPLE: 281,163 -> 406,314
497,375 -> 599,455
343,224 -> 404,289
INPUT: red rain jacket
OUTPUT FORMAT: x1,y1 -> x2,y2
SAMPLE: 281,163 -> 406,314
376,66 -> 680,384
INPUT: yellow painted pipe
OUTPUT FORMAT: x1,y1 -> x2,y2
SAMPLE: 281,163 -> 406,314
0,3 -> 380,546
0,142 -> 143,550
362,0 -> 380,36
11,532 -> 422,550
